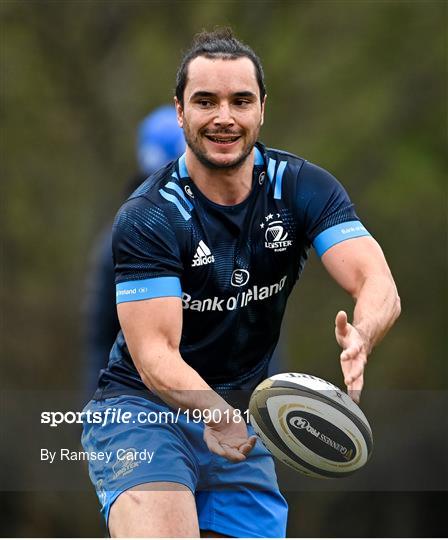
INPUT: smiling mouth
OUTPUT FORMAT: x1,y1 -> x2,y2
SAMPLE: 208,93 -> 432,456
205,135 -> 241,145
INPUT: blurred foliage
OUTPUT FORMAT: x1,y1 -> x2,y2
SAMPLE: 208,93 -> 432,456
1,0 -> 447,536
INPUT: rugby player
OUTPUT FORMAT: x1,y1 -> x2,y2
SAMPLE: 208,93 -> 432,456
82,28 -> 400,537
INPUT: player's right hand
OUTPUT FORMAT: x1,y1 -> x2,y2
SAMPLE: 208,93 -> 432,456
203,412 -> 257,463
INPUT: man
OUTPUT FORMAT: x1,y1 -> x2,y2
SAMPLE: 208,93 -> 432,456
83,105 -> 185,396
82,28 -> 400,537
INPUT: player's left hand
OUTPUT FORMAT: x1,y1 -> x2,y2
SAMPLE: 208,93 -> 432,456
335,310 -> 370,403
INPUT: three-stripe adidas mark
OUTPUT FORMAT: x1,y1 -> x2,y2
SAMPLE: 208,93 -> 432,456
191,240 -> 215,267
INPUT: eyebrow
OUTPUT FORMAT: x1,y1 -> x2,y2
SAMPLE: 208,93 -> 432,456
190,90 -> 257,100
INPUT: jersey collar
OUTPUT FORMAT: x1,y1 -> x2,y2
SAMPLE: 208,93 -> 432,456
176,144 -> 265,179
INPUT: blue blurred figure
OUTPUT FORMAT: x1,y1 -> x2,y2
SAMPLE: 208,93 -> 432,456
137,105 -> 187,174
83,106 -> 185,396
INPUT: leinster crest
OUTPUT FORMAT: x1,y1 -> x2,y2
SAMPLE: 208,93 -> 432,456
260,213 -> 293,252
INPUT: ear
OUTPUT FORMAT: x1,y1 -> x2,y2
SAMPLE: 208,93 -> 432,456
260,94 -> 267,126
174,97 -> 184,128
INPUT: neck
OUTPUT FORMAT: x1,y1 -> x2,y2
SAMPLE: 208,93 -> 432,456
185,149 -> 255,206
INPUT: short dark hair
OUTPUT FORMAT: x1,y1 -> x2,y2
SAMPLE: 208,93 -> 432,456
175,28 -> 266,106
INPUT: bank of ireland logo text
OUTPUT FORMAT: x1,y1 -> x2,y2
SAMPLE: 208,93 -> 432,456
260,213 -> 293,252
182,274 -> 287,312
231,269 -> 250,287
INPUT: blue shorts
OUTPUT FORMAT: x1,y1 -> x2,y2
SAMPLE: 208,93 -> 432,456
81,395 -> 288,538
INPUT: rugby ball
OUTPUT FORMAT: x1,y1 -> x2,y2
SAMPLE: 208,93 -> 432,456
249,372 -> 373,478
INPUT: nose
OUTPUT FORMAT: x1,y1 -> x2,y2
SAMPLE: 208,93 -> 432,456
213,102 -> 234,128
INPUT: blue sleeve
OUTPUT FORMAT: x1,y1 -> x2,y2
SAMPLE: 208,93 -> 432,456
112,197 -> 183,303
296,161 -> 371,256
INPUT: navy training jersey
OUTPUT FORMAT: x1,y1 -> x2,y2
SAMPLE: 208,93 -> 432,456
94,143 -> 370,402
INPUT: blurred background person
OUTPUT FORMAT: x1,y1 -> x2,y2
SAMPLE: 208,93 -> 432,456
82,105 -> 186,397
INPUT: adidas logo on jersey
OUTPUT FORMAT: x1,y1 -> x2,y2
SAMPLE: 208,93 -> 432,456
191,240 -> 215,267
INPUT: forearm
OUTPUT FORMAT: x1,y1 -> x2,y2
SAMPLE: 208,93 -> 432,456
352,273 -> 401,353
135,345 -> 231,415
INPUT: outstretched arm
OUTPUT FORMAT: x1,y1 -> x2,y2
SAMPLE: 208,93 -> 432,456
321,236 -> 401,402
117,297 -> 256,462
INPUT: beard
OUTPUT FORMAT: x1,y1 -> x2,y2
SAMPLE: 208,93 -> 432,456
182,121 -> 261,171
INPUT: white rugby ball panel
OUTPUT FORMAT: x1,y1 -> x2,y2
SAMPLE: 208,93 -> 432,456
269,372 -> 340,392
